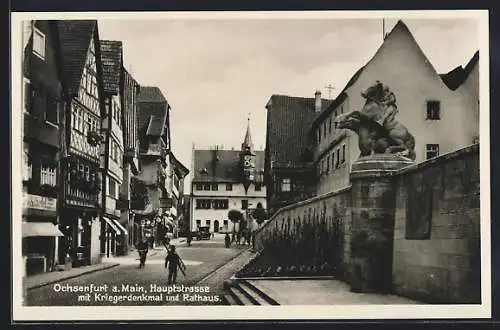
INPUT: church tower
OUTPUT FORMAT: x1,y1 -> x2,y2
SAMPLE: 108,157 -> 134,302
240,118 -> 256,193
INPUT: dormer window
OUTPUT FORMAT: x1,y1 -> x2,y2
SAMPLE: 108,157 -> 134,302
33,27 -> 46,60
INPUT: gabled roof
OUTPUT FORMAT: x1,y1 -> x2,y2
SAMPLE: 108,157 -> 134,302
440,51 -> 479,91
100,40 -> 122,93
56,20 -> 97,95
192,149 -> 265,183
138,86 -> 167,103
267,95 -> 333,166
312,20 -> 475,128
137,86 -> 168,138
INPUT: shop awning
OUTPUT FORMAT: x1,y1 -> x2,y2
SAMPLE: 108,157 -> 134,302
22,222 -> 64,237
102,217 -> 121,235
112,219 -> 129,236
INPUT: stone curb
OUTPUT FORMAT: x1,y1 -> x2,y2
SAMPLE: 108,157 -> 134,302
235,275 -> 338,281
26,263 -> 120,290
195,247 -> 252,285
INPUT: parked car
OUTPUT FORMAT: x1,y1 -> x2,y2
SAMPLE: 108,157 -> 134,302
195,226 -> 211,240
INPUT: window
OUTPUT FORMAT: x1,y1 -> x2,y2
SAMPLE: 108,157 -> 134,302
195,183 -> 203,190
323,122 -> 327,137
109,177 -> 116,198
213,199 -> 229,209
342,145 -> 346,163
196,199 -> 211,209
226,183 -> 233,191
334,110 -> 338,117
426,101 -> 441,120
23,143 -> 32,181
336,149 -> 340,168
329,118 -> 332,134
241,200 -> 248,210
426,144 -> 439,160
255,183 -> 262,191
33,28 -> 46,60
281,178 -> 291,192
223,220 -> 228,227
211,183 -> 218,191
332,152 -> 335,168
340,105 -> 344,114
40,161 -> 56,186
326,156 -> 330,173
196,220 -> 201,228
203,184 -> 210,191
206,220 -> 211,227
318,128 -> 321,144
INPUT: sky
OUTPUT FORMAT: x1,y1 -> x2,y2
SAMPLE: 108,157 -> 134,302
96,16 -> 479,192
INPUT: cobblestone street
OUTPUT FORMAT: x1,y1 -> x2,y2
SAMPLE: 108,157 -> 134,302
26,235 -> 250,306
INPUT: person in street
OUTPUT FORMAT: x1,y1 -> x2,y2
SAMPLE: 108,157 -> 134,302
186,231 -> 192,246
165,245 -> 186,285
225,233 -> 231,248
135,238 -> 149,269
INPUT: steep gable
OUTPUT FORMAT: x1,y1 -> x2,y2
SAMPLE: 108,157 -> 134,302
56,20 -> 97,96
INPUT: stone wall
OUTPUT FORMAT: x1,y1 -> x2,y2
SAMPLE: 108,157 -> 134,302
254,186 -> 352,277
392,144 -> 480,303
253,144 -> 480,303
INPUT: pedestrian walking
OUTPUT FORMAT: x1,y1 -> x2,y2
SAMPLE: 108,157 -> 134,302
224,233 -> 231,248
135,238 -> 149,269
164,245 -> 186,285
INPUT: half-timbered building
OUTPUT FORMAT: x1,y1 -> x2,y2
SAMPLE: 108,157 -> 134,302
57,21 -> 105,266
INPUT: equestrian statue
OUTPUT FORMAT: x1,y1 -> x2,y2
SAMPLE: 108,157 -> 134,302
335,81 -> 416,161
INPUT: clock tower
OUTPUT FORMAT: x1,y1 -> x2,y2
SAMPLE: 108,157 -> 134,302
240,118 -> 256,193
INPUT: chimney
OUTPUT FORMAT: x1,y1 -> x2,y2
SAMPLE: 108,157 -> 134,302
315,90 -> 322,113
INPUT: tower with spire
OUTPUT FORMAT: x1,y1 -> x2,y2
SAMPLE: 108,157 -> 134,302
240,118 -> 256,192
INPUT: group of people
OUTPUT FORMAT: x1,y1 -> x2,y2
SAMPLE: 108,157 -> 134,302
135,235 -> 186,285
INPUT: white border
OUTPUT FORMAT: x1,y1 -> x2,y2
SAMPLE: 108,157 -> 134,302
11,10 -> 491,321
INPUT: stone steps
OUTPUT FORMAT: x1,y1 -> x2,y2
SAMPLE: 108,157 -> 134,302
222,279 -> 279,305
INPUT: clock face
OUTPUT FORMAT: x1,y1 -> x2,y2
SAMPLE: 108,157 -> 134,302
243,155 -> 254,167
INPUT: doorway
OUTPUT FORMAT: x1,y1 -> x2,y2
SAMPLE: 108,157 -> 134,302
214,220 -> 219,233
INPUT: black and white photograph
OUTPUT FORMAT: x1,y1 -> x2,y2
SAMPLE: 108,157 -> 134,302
11,10 -> 490,321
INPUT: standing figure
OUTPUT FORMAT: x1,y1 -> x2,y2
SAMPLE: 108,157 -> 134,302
224,233 -> 231,248
164,245 -> 186,285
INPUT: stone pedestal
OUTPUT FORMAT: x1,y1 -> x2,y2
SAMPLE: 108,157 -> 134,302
348,154 -> 414,293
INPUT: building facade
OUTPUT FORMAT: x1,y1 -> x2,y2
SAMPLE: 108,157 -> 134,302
132,86 -> 172,247
57,20 -> 105,267
191,122 -> 267,233
264,94 -> 332,217
99,40 -> 129,257
119,68 -> 140,249
21,20 -> 65,275
311,20 -> 480,195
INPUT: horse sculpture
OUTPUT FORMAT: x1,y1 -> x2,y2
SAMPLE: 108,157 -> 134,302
336,81 -> 416,161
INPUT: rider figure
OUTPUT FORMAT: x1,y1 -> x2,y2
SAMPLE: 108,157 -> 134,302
373,82 -> 398,127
